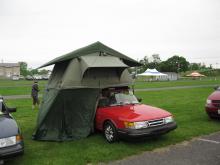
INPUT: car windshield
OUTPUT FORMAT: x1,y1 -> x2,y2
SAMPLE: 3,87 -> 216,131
109,91 -> 139,106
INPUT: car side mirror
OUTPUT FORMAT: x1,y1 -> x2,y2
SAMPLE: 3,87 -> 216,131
98,98 -> 109,108
7,107 -> 17,113
137,97 -> 142,102
214,86 -> 219,90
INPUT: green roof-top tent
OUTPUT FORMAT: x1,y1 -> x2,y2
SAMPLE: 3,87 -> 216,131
33,41 -> 141,141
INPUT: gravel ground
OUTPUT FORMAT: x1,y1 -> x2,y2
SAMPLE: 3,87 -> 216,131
104,132 -> 220,165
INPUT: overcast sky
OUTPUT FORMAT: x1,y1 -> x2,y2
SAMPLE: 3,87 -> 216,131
0,0 -> 220,69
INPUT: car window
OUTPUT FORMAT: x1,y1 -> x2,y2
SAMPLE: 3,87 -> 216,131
99,89 -> 139,107
114,93 -> 139,105
107,90 -> 139,106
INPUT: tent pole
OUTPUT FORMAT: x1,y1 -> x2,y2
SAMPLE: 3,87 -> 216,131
132,84 -> 135,94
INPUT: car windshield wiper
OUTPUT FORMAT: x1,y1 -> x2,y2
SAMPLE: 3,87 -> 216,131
109,101 -> 127,106
119,101 -> 139,105
124,102 -> 139,105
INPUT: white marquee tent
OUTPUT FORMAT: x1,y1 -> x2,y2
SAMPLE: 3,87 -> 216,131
137,69 -> 168,76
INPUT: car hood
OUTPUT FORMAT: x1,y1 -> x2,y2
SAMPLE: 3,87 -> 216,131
208,90 -> 220,100
0,115 -> 19,139
109,104 -> 172,122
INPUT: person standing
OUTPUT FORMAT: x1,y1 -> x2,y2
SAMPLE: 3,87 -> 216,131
31,81 -> 40,109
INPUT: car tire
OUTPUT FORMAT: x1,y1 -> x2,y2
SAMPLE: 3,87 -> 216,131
104,121 -> 118,143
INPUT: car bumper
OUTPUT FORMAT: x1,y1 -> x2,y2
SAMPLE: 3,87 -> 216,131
206,110 -> 220,118
0,142 -> 24,159
205,106 -> 220,118
117,122 -> 177,138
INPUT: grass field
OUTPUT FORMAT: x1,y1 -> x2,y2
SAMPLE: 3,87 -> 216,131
0,79 -> 220,96
0,80 -> 48,87
0,80 -> 47,96
3,86 -> 220,165
134,78 -> 220,89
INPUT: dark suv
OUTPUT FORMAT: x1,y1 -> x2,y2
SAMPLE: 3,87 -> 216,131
0,96 -> 24,163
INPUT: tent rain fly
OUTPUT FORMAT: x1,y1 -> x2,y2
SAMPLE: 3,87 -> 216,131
33,41 -> 141,141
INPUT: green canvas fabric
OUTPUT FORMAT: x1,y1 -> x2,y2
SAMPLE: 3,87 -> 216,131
60,58 -> 83,88
80,53 -> 128,75
34,42 -> 141,141
81,68 -> 131,88
38,41 -> 141,68
47,61 -> 70,89
36,88 -> 59,128
33,88 -> 100,141
60,57 -> 131,89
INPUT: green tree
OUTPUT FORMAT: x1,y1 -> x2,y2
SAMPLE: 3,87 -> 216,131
29,69 -> 38,75
39,69 -> 49,75
159,55 -> 189,73
138,55 -> 162,73
189,63 -> 200,70
19,62 -> 28,76
158,61 -> 170,72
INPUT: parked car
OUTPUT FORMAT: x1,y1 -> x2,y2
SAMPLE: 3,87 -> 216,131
95,87 -> 177,143
19,75 -> 25,80
33,75 -> 42,80
0,96 -> 24,163
205,86 -> 220,118
11,75 -> 19,81
41,74 -> 50,80
25,75 -> 33,80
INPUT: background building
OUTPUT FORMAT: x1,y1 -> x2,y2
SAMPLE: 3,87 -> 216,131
0,63 -> 20,78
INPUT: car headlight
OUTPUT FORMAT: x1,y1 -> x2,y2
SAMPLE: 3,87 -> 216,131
206,99 -> 212,104
164,116 -> 174,124
124,121 -> 149,129
0,136 -> 16,148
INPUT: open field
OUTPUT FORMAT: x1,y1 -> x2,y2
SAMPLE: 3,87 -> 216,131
0,79 -> 220,96
134,78 -> 220,89
0,80 -> 48,87
4,86 -> 220,165
0,80 -> 47,96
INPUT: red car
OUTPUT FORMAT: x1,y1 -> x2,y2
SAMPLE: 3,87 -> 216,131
95,87 -> 177,143
205,86 -> 220,118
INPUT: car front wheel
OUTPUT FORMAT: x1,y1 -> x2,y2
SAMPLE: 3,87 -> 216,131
104,121 -> 118,143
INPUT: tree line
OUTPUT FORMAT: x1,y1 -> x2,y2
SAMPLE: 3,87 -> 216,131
19,62 -> 49,76
138,55 -> 212,73
19,55 -> 213,76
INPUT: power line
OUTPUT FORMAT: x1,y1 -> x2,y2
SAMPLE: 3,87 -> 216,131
188,57 -> 220,60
